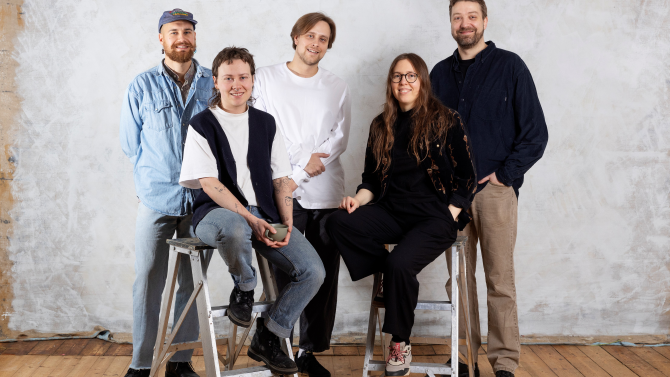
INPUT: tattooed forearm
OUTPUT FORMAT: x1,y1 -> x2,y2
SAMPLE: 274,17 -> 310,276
284,196 -> 292,206
272,176 -> 293,191
234,203 -> 239,214
213,185 -> 228,194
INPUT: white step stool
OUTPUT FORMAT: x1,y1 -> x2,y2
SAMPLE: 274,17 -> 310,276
362,236 -> 475,377
149,238 -> 298,377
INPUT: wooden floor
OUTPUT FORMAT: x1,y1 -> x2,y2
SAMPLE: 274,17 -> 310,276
0,339 -> 669,376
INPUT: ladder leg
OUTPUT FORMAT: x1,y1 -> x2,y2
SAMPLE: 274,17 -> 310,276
227,323 -> 237,371
458,245 -> 475,377
363,273 -> 382,377
451,245 -> 460,377
191,252 -> 220,377
150,247 -> 181,377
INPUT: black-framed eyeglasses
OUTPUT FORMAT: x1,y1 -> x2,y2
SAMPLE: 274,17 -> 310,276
391,72 -> 419,83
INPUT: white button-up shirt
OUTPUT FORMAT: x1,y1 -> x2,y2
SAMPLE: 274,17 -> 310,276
253,63 -> 351,209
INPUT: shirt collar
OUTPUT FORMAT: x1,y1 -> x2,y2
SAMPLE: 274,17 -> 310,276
156,58 -> 210,78
451,41 -> 497,69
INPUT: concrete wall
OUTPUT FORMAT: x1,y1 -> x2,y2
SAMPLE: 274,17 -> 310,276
1,0 -> 669,343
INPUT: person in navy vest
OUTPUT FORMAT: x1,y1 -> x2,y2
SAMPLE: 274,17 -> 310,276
178,47 -> 325,375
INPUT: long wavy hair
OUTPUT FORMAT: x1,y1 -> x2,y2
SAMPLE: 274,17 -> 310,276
370,53 -> 457,173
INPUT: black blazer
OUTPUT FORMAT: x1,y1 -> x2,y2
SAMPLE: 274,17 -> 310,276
357,109 -> 477,229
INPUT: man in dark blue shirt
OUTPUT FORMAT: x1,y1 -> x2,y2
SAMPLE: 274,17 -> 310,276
430,1 -> 548,376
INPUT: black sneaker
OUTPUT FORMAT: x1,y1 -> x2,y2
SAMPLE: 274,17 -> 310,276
247,318 -> 298,374
123,368 -> 149,377
427,359 -> 479,377
495,371 -> 514,377
228,287 -> 254,327
295,350 -> 331,377
165,361 -> 199,377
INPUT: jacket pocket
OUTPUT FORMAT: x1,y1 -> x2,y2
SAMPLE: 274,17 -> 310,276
474,86 -> 507,121
142,100 -> 173,131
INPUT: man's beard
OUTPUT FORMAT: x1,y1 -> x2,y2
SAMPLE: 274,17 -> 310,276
453,27 -> 484,49
164,41 -> 196,63
297,48 -> 322,67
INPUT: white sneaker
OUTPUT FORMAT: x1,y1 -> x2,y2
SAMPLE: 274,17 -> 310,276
385,340 -> 412,376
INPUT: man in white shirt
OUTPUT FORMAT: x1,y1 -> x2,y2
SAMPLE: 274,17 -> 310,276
252,12 -> 351,377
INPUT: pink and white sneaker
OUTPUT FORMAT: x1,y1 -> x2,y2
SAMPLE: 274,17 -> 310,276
385,340 -> 412,376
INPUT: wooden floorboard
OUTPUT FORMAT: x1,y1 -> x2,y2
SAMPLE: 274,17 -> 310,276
529,345 -> 584,376
577,345 -> 638,377
602,345 -> 665,377
553,345 -> 610,377
627,346 -> 670,376
0,341 -> 669,376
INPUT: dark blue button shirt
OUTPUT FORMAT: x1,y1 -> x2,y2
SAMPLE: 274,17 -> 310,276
430,41 -> 548,196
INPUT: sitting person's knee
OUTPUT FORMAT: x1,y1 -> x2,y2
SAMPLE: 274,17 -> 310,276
325,210 -> 347,236
218,216 -> 251,244
385,253 -> 412,276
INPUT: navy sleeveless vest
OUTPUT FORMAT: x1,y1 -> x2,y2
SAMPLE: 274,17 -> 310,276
189,107 -> 280,230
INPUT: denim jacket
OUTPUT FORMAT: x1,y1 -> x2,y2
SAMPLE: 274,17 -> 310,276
120,59 -> 214,216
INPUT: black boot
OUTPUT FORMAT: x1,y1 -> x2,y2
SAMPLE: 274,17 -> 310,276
495,371 -> 514,377
428,359 -> 479,377
228,287 -> 254,327
123,369 -> 149,377
296,350 -> 331,377
248,318 -> 298,374
165,361 -> 199,377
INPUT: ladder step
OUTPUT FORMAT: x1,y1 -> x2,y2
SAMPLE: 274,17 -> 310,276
373,299 -> 452,311
367,360 -> 452,374
211,301 -> 275,318
220,365 -> 273,376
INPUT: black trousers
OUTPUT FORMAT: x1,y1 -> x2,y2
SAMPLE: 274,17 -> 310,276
326,200 -> 458,341
272,199 -> 339,352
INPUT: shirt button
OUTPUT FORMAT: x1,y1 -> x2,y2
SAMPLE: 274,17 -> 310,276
461,99 -> 465,101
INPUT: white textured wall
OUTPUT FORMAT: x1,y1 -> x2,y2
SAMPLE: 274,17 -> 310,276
7,0 -> 670,341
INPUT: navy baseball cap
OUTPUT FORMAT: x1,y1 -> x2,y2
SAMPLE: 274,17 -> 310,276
158,8 -> 197,33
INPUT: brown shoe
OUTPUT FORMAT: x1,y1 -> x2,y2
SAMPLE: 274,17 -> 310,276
385,341 -> 411,376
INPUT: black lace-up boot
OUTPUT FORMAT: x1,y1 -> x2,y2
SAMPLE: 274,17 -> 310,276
430,359 -> 479,377
165,361 -> 199,377
296,350 -> 332,377
247,318 -> 298,374
123,368 -> 149,377
228,287 -> 254,327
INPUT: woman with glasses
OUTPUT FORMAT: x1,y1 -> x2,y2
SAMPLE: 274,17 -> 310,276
326,53 -> 476,376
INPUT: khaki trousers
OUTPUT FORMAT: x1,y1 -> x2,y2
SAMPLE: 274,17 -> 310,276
446,183 -> 519,373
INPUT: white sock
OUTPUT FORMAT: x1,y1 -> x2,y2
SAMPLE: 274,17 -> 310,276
298,348 -> 307,357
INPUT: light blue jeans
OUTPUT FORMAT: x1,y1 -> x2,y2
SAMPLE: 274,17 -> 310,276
131,203 -> 200,369
195,206 -> 325,338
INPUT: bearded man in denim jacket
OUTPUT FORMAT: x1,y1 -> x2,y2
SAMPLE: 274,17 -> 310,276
119,8 -> 214,377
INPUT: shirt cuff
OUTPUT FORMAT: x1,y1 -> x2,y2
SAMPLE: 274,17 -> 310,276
179,172 -> 218,189
447,193 -> 472,211
495,168 -> 513,187
292,168 -> 310,183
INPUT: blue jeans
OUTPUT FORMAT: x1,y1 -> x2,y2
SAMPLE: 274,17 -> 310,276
195,206 -> 325,338
131,203 -> 200,369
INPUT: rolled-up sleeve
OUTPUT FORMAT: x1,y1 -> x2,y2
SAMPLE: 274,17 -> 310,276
120,85 -> 142,159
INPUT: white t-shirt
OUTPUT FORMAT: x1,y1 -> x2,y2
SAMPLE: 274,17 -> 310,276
253,63 -> 351,209
179,107 -> 293,206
